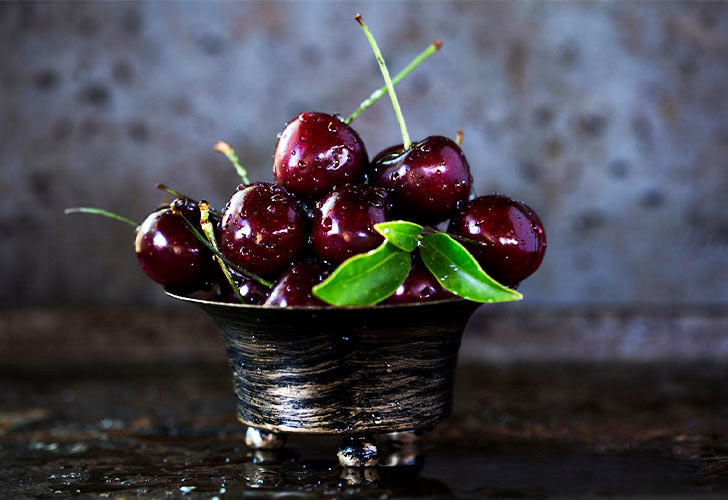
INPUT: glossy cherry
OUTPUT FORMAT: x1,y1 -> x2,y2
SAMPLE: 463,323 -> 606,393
273,112 -> 368,199
447,194 -> 546,287
264,259 -> 330,307
312,184 -> 391,264
217,272 -> 270,305
385,254 -> 453,304
220,182 -> 307,276
369,136 -> 471,224
135,201 -> 217,289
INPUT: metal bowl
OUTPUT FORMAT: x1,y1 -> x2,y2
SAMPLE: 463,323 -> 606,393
166,291 -> 479,463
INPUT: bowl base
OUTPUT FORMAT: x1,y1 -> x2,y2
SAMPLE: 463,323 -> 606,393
245,426 -> 424,468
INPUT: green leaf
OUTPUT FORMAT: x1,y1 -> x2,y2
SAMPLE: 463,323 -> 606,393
419,233 -> 522,303
312,241 -> 411,306
374,220 -> 423,252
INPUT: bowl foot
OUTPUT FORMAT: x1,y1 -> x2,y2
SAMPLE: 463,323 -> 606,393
245,427 -> 287,449
340,466 -> 380,484
337,435 -> 379,467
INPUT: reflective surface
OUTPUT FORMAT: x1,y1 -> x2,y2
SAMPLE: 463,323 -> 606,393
2,363 -> 728,498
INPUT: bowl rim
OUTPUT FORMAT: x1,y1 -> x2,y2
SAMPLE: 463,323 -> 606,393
164,289 -> 471,311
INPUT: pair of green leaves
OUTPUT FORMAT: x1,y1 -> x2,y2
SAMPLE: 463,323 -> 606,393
311,221 -> 523,306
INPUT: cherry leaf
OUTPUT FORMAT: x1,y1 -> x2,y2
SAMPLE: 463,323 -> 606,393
419,232 -> 522,303
374,220 -> 423,252
312,242 -> 411,306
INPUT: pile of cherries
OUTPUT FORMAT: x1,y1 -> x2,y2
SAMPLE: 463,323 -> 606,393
132,109 -> 545,307
75,18 -> 546,308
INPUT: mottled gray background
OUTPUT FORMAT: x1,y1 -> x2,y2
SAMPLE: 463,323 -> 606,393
2,0 -> 728,307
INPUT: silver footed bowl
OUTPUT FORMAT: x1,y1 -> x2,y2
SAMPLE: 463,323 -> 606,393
166,290 -> 479,436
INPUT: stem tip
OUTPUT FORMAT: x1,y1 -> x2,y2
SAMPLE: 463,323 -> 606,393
214,141 -> 232,155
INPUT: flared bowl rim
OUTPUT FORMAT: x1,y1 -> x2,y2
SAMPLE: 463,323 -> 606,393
164,289 -> 470,311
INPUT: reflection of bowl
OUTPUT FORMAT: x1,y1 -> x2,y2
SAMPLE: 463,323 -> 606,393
167,291 -> 478,437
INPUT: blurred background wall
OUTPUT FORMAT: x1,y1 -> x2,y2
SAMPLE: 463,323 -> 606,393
2,0 -> 728,308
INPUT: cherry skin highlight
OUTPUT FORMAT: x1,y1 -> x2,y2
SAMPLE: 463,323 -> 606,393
134,202 -> 217,290
385,254 -> 453,304
217,273 -> 270,305
273,112 -> 368,199
219,182 -> 307,276
312,184 -> 391,264
264,259 -> 330,307
447,194 -> 547,287
370,135 -> 471,224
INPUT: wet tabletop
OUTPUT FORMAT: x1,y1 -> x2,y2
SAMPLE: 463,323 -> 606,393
2,362 -> 728,499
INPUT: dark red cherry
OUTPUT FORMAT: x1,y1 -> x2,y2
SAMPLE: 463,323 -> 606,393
220,182 -> 307,276
264,259 -> 330,307
448,194 -> 546,287
135,202 -> 217,289
273,112 -> 368,199
312,184 -> 391,264
370,136 -> 471,224
217,272 -> 270,305
386,255 -> 453,305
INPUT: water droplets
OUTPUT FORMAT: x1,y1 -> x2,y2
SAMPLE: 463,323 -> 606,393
327,122 -> 338,134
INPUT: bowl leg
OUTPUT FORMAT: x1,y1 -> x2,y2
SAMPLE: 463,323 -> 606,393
244,426 -> 287,449
337,435 -> 379,467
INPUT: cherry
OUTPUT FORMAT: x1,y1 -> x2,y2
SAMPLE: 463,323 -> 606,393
447,194 -> 546,287
135,201 -> 218,289
312,184 -> 391,264
264,259 -> 330,307
217,272 -> 270,305
273,112 -> 368,199
385,254 -> 453,304
370,136 -> 471,224
354,17 -> 471,224
220,182 -> 307,276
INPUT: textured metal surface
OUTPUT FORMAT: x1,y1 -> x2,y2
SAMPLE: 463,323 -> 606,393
2,1 -> 728,307
3,362 -> 728,498
191,295 -> 476,434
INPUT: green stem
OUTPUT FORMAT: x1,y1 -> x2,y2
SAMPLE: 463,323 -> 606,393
199,201 -> 246,303
156,184 -> 223,218
355,14 -> 412,150
64,207 -> 138,228
169,203 -> 274,288
345,40 -> 441,124
215,141 -> 250,184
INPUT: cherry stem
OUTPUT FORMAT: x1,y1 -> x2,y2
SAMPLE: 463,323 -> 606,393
345,40 -> 442,124
64,207 -> 138,228
215,141 -> 250,184
355,14 -> 412,150
456,128 -> 463,146
156,184 -> 223,218
169,204 -> 274,288
199,201 -> 246,303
